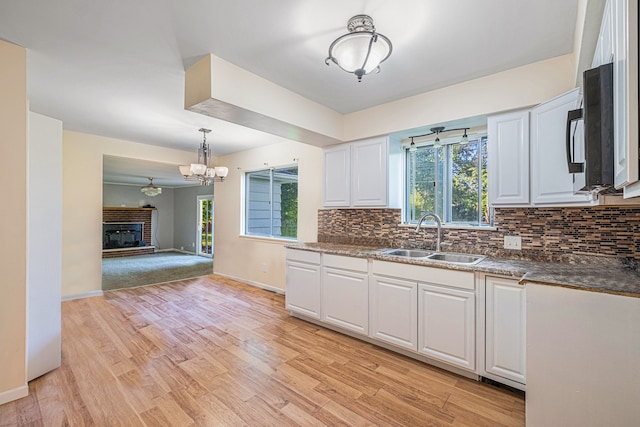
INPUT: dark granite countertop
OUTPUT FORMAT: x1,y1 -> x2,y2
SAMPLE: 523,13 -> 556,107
286,242 -> 640,298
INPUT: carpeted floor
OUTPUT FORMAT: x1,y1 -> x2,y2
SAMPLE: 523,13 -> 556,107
102,251 -> 213,291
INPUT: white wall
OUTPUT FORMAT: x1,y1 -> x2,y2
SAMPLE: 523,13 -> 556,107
63,131 -> 194,297
27,112 -> 62,381
0,39 -> 28,404
343,54 -> 576,141
213,140 -> 322,292
103,183 -> 175,250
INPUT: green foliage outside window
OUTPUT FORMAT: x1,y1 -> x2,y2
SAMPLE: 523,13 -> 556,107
407,137 -> 489,226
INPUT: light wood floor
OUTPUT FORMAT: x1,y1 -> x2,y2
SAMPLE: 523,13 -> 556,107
0,275 -> 525,426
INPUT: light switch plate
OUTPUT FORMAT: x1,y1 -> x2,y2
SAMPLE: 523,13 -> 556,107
504,235 -> 522,250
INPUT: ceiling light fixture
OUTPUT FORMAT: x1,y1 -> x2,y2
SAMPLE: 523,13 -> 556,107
408,127 -> 471,149
409,137 -> 417,152
460,129 -> 470,145
179,128 -> 228,185
325,14 -> 392,82
140,177 -> 162,197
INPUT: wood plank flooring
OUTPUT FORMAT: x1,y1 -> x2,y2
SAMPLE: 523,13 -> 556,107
0,275 -> 525,426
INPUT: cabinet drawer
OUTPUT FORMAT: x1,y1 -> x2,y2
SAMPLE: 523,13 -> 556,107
372,260 -> 474,290
323,254 -> 368,272
286,248 -> 320,264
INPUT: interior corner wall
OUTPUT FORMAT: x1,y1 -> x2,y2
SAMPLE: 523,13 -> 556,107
0,40 -> 28,403
62,131 -> 194,298
103,183 -> 175,250
213,140 -> 322,291
173,184 -> 213,253
343,54 -> 576,141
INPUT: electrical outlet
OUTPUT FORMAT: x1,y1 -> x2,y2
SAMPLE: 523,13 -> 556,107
261,263 -> 267,273
504,235 -> 522,250
192,242 -> 195,247
180,246 -> 184,251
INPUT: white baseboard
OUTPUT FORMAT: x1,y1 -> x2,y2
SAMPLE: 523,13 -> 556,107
0,384 -> 28,405
61,290 -> 104,301
213,272 -> 285,295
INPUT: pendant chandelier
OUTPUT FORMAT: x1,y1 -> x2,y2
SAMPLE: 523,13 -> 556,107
325,14 -> 392,82
178,128 -> 228,185
140,177 -> 162,197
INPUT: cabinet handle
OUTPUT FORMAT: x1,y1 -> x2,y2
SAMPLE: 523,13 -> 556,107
566,108 -> 584,173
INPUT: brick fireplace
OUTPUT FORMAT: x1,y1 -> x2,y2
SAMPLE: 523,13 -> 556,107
103,207 -> 155,258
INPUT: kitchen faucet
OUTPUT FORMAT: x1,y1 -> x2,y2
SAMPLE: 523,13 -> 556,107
415,212 -> 442,253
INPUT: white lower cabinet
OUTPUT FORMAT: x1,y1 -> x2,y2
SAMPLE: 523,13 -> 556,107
285,249 -> 321,319
369,275 -> 417,351
418,284 -> 476,370
484,276 -> 526,386
285,252 -> 479,377
321,255 -> 369,335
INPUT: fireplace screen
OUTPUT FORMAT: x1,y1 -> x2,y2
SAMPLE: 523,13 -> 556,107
103,222 -> 144,249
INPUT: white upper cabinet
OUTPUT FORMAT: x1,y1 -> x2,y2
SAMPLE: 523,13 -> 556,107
351,137 -> 388,206
323,144 -> 351,207
610,0 -> 639,193
323,136 -> 401,208
593,0 -> 614,68
488,110 -> 530,206
530,89 -> 594,206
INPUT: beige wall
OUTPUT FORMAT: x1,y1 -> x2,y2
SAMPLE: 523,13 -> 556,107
212,140 -> 323,292
0,40 -> 28,401
343,54 -> 576,141
62,131 -> 195,297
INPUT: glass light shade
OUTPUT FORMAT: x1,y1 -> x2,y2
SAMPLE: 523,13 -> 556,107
205,168 -> 216,178
330,32 -> 391,74
141,186 -> 162,197
190,163 -> 207,175
460,134 -> 469,144
179,165 -> 192,176
433,137 -> 442,148
409,142 -> 417,152
214,166 -> 229,178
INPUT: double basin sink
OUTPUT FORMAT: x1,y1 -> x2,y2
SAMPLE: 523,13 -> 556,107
380,248 -> 485,265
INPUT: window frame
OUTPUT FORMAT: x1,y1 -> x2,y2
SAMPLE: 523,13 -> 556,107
242,164 -> 299,241
404,133 -> 491,227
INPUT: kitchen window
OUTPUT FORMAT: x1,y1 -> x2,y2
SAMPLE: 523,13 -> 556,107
406,136 -> 490,226
244,166 -> 298,239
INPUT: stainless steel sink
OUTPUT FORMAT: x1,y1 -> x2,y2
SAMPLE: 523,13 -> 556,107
382,249 -> 431,258
425,252 -> 485,264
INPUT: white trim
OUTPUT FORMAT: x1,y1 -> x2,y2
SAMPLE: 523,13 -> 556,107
239,234 -> 297,244
213,272 -> 285,295
61,290 -> 104,301
0,384 -> 28,405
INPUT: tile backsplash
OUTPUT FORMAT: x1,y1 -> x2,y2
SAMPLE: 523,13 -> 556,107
317,207 -> 640,263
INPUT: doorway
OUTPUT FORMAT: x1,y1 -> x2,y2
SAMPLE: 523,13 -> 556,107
198,195 -> 214,257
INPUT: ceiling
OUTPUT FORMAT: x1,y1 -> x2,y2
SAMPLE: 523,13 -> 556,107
0,0 -> 580,184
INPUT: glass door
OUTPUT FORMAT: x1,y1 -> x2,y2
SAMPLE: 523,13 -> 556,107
197,196 -> 213,257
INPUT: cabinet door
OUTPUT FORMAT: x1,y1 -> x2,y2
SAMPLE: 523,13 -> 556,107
323,144 -> 350,207
485,276 -> 526,385
322,267 -> 369,334
488,110 -> 530,206
612,0 -> 639,189
285,261 -> 321,319
418,284 -> 475,370
530,89 -> 593,205
351,137 -> 388,207
370,275 -> 417,351
593,0 -> 614,68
